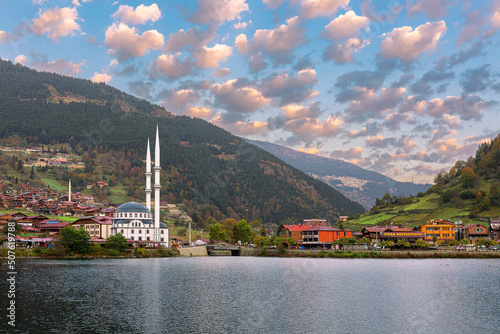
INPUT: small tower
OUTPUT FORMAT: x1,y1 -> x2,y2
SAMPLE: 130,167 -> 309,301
145,139 -> 152,211
68,179 -> 72,202
154,126 -> 161,243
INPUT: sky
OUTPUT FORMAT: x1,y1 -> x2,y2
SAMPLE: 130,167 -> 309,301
1,0 -> 499,184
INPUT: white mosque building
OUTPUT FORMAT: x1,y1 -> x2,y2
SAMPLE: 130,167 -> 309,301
110,126 -> 169,247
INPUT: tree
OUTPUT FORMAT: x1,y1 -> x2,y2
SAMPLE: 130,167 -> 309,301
414,239 -> 427,248
460,238 -> 471,245
233,220 -> 253,244
209,223 -> 226,243
359,237 -> 371,246
461,167 -> 477,188
60,226 -> 91,254
105,233 -> 128,252
1,222 -> 22,235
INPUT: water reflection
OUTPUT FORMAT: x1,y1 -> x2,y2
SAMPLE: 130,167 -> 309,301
1,258 -> 499,333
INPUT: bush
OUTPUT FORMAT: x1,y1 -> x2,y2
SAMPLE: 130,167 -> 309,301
134,247 -> 146,257
103,248 -> 122,257
90,243 -> 102,256
105,233 -> 127,252
417,192 -> 425,197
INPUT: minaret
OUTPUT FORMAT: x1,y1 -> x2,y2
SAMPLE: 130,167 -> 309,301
145,139 -> 152,211
68,179 -> 72,202
154,126 -> 161,243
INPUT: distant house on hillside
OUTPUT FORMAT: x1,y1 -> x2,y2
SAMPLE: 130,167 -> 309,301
460,224 -> 490,243
490,220 -> 500,241
301,226 -> 352,249
302,219 -> 328,226
415,220 -> 456,242
72,216 -> 113,239
278,224 -> 312,243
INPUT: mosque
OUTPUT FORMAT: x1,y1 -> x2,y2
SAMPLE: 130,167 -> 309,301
110,126 -> 169,247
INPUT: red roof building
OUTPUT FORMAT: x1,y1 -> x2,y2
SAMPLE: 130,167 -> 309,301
302,226 -> 352,249
278,224 -> 313,243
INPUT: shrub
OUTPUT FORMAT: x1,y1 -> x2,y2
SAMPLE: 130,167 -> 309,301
134,247 -> 146,257
90,243 -> 102,256
103,248 -> 122,257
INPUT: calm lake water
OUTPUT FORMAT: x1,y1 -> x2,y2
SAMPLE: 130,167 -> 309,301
1,257 -> 499,334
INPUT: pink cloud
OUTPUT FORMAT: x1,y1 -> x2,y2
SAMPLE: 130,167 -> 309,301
0,31 -> 19,44
14,54 -> 27,65
112,4 -> 161,25
262,0 -> 286,9
301,0 -> 350,19
91,72 -> 112,83
212,118 -> 269,135
298,147 -> 325,156
346,86 -> 406,122
189,0 -> 249,24
105,23 -> 164,60
330,146 -> 363,159
29,52 -> 84,76
406,0 -> 454,20
281,102 -> 321,119
211,79 -> 270,113
194,44 -> 233,68
32,7 -> 81,41
442,114 -> 460,128
380,21 -> 447,61
185,106 -> 214,119
164,26 -> 217,52
282,115 -> 343,141
151,53 -> 192,78
323,38 -> 368,63
322,11 -> 369,40
420,95 -> 490,120
214,68 -> 231,77
234,20 -> 251,29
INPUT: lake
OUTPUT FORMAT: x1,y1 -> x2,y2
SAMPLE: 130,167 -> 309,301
1,257 -> 499,333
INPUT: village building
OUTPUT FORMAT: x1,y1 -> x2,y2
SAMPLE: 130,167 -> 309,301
301,226 -> 352,249
302,219 -> 328,226
380,227 -> 424,243
415,219 -> 456,242
72,216 -> 113,239
460,224 -> 490,243
278,224 -> 313,243
361,226 -> 388,242
39,219 -> 70,234
489,220 -> 500,241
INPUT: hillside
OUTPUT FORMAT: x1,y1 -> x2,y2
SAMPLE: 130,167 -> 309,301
247,139 -> 431,209
0,59 -> 365,226
344,134 -> 500,230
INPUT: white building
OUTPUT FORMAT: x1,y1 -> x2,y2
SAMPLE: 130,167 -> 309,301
110,126 -> 169,246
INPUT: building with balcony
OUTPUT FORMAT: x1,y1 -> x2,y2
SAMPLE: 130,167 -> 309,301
415,219 -> 456,242
460,224 -> 490,243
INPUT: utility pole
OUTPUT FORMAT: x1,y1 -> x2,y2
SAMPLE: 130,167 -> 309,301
189,220 -> 192,245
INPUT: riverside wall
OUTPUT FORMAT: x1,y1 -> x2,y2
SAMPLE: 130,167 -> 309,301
178,246 -> 208,257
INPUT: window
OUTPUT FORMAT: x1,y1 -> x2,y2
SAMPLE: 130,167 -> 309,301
131,229 -> 134,234
161,238 -> 164,242
139,230 -> 142,234
135,213 -> 137,218
161,230 -> 164,234
147,237 -> 150,241
131,237 -> 134,240
139,237 -> 142,241
146,229 -> 150,234
120,229 -> 124,234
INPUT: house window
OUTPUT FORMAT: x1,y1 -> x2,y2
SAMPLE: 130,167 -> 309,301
139,237 -> 142,241
147,237 -> 150,241
139,230 -> 142,234
120,229 -> 124,234
131,229 -> 134,234
146,229 -> 149,234
135,213 -> 137,218
161,230 -> 164,234
131,237 -> 134,240
140,213 -> 142,218
161,238 -> 164,242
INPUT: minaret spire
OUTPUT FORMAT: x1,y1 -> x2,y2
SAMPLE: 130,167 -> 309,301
154,125 -> 161,243
145,139 -> 152,210
68,179 -> 72,202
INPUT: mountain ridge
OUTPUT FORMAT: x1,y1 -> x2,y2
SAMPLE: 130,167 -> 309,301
246,139 -> 431,209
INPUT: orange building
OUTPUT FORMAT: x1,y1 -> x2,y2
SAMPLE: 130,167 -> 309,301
302,226 -> 352,249
415,219 -> 456,242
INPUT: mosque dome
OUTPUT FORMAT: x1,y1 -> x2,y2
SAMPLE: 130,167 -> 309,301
115,202 -> 151,214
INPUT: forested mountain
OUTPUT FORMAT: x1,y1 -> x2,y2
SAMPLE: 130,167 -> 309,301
247,139 -> 431,209
0,59 -> 365,225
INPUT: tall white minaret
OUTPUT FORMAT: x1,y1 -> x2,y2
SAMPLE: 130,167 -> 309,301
68,179 -> 72,202
154,126 -> 161,243
145,139 -> 152,211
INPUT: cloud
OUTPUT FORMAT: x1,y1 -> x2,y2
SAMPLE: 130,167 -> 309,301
105,23 -> 164,60
112,4 -> 161,25
329,146 -> 363,159
442,114 -> 460,128
301,0 -> 350,19
32,7 -> 81,41
160,89 -> 200,109
298,147 -> 325,156
214,68 -> 231,77
14,54 -> 27,65
447,40 -> 485,68
430,137 -> 478,163
323,38 -> 368,63
72,0 -> 93,6
406,0 -> 454,20
188,0 -> 249,24
417,95 -> 493,120
185,106 -> 214,119
249,53 -> 268,72
211,79 -> 270,113
272,114 -> 344,142
0,31 -> 20,44
29,51 -> 84,76
212,118 -> 269,135
164,25 -> 217,52
380,21 -> 447,61
281,102 -> 322,119
193,44 -> 232,68
234,20 -> 251,29
345,86 -> 407,122
384,111 -> 414,130
151,53 -> 193,78
334,69 -> 387,103
235,16 -> 306,65
460,64 -> 491,93
345,122 -> 382,138
491,1 -> 500,29
262,0 -> 286,9
322,11 -> 369,40
91,72 -> 112,83
456,9 -> 485,46
260,68 -> 318,105
128,80 -> 155,99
